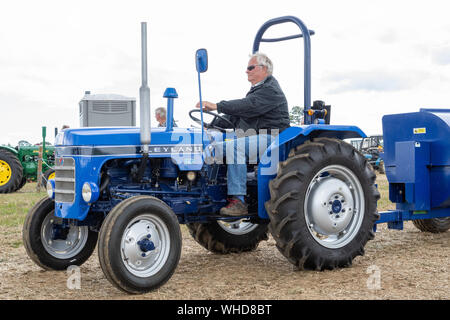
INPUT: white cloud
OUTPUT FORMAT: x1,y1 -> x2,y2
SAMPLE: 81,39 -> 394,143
431,45 -> 450,65
324,69 -> 429,94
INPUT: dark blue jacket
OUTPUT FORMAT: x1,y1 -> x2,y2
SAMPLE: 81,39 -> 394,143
214,75 -> 290,133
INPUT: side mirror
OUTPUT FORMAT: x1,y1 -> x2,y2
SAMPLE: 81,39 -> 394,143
195,48 -> 208,73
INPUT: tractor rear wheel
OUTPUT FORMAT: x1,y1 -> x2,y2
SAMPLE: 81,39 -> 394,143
98,196 -> 182,294
0,149 -> 23,194
186,220 -> 268,254
412,217 -> 450,233
265,138 -> 380,270
14,176 -> 27,192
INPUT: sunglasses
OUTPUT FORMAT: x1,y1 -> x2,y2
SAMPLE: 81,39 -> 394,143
247,64 -> 264,71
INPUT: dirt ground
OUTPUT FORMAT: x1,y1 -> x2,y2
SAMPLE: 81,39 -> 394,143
0,176 -> 449,300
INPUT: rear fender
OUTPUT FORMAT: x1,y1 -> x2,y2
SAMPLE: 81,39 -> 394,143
257,125 -> 366,218
0,145 -> 19,157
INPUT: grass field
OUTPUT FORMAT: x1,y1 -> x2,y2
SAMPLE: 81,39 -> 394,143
0,183 -> 46,228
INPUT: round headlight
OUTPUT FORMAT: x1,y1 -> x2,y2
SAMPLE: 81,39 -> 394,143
82,182 -> 92,202
46,179 -> 55,199
186,171 -> 197,181
82,182 -> 100,203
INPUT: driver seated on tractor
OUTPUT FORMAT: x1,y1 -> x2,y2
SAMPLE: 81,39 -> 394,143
196,52 -> 290,216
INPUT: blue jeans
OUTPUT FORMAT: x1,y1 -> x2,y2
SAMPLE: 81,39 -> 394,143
220,134 -> 273,196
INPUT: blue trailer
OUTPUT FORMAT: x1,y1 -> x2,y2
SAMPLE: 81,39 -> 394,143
375,108 -> 450,231
22,17 -> 449,294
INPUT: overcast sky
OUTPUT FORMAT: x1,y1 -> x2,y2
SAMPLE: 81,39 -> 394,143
1,0 -> 449,145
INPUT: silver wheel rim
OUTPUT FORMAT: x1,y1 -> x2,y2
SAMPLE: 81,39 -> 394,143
304,165 -> 365,249
121,214 -> 170,278
217,220 -> 258,235
41,212 -> 89,259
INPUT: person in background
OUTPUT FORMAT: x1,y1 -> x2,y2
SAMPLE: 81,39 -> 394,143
155,107 -> 177,127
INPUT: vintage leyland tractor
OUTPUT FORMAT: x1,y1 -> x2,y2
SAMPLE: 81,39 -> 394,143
23,17 -> 450,294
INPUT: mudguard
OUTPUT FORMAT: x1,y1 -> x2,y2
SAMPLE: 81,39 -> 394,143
257,124 -> 366,218
0,145 -> 19,156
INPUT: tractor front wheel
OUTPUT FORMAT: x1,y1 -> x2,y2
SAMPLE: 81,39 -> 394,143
98,196 -> 182,294
265,138 -> 380,270
22,197 -> 98,270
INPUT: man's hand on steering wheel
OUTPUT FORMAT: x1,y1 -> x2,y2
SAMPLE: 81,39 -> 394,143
195,101 -> 217,111
190,101 -> 235,132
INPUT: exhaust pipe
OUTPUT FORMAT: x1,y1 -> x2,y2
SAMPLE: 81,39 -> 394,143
140,22 -> 151,153
136,22 -> 150,182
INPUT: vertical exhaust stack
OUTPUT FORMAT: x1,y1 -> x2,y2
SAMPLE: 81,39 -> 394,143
135,22 -> 150,183
140,22 -> 151,153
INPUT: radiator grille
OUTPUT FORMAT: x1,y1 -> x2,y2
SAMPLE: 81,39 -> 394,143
54,157 -> 75,203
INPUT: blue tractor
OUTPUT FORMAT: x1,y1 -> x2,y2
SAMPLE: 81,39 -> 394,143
22,17 -> 449,294
350,135 -> 385,173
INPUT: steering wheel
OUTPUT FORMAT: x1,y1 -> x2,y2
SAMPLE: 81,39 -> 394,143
189,109 -> 235,132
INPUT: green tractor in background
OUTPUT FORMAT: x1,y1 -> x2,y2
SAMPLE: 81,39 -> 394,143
0,127 -> 55,193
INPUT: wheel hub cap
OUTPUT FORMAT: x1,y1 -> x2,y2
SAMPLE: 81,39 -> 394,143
331,199 -> 342,214
304,165 -> 365,249
41,213 -> 89,259
137,235 -> 156,253
121,214 -> 170,278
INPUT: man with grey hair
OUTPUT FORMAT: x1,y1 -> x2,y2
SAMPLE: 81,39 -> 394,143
195,52 -> 290,216
155,107 -> 167,127
155,107 -> 177,127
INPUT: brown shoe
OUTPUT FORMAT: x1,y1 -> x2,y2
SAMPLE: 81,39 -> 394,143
220,198 -> 249,216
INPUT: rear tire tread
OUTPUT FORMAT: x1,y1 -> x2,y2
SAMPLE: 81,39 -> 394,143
266,137 -> 380,271
186,222 -> 268,254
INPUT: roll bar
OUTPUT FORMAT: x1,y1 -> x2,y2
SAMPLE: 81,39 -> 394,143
252,16 -> 314,122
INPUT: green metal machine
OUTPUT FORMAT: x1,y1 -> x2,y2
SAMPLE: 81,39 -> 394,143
0,127 -> 55,193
